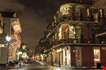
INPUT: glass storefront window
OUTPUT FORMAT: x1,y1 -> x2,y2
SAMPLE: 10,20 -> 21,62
94,48 -> 100,62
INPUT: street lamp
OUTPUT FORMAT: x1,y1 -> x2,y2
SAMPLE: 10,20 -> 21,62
5,35 -> 11,42
5,35 -> 12,47
5,35 -> 12,63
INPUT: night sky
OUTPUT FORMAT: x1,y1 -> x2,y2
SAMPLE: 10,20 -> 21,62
0,0 -> 106,52
17,0 -> 66,51
0,0 -> 66,52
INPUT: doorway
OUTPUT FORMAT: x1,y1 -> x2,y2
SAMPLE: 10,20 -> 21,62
75,47 -> 82,66
93,48 -> 101,66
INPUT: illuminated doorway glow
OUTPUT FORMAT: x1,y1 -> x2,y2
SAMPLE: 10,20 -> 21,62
94,48 -> 101,66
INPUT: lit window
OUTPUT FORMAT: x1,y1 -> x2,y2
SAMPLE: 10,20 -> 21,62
58,24 -> 75,40
11,18 -> 22,33
69,26 -> 76,39
94,48 -> 100,62
0,20 -> 3,34
0,27 -> 3,34
59,24 -> 69,40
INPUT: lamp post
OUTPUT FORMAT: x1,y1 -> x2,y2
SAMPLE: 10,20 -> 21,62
5,35 -> 11,63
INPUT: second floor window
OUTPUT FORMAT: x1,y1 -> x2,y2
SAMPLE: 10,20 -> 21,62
58,23 -> 76,40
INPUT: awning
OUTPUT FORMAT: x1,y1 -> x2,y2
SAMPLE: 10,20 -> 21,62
53,43 -> 106,49
96,32 -> 106,37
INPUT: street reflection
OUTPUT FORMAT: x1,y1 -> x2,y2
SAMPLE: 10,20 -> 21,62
54,67 -> 61,70
49,67 -> 62,70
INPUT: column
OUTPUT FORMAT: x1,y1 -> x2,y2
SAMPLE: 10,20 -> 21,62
101,47 -> 106,65
71,47 -> 76,66
82,47 -> 94,67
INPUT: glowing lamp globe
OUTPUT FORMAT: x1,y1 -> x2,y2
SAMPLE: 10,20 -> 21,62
5,35 -> 11,42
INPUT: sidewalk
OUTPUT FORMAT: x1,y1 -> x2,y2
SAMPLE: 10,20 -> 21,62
36,61 -> 103,69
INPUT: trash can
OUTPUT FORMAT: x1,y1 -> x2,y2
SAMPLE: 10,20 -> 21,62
97,63 -> 102,69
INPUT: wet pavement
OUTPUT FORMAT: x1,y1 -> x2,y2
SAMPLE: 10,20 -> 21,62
0,62 -> 102,70
8,66 -> 102,70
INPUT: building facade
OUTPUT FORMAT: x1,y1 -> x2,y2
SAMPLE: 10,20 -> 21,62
0,11 -> 22,61
38,3 -> 106,67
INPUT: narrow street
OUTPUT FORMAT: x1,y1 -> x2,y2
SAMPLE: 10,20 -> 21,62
0,0 -> 105,70
1,62 -> 100,70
